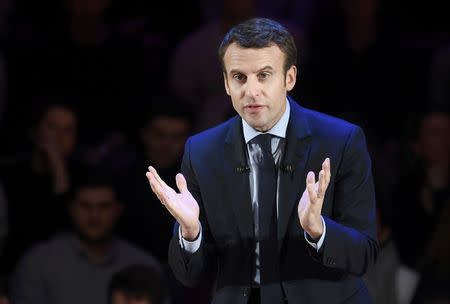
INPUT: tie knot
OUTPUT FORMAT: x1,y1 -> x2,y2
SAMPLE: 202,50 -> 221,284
251,133 -> 273,153
250,133 -> 274,166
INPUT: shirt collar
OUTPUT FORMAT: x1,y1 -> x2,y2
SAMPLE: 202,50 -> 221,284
242,98 -> 290,144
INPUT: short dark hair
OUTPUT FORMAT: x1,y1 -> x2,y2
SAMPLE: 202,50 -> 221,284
218,18 -> 297,74
139,94 -> 195,131
68,166 -> 121,203
108,264 -> 169,304
29,95 -> 78,128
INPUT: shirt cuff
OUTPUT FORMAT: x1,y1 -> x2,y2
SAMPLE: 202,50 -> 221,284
178,223 -> 202,253
304,216 -> 326,252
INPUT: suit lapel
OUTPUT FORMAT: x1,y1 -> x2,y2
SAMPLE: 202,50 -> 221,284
278,99 -> 312,243
223,117 -> 254,238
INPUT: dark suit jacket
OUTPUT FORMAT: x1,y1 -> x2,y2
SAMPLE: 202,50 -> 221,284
169,98 -> 378,304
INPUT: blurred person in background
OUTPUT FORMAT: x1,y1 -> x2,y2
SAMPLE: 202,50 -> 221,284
391,108 -> 449,303
108,264 -> 170,304
0,99 -> 83,276
110,95 -> 195,264
10,168 -> 162,304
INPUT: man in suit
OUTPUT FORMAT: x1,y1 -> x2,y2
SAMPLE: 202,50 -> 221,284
146,18 -> 378,304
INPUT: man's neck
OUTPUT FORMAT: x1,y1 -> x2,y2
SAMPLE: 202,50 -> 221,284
79,237 -> 113,263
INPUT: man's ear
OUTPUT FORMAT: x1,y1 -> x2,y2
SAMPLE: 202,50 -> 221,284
223,72 -> 231,96
285,65 -> 297,92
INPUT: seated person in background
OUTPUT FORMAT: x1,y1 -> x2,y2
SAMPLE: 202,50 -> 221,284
114,96 -> 195,264
10,168 -> 162,304
392,109 -> 449,271
108,264 -> 170,304
0,100 -> 83,275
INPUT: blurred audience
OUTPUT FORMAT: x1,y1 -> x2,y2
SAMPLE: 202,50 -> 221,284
10,168 -> 162,304
0,100 -> 84,276
364,200 -> 421,304
111,96 -> 194,263
4,0 -> 149,150
391,109 -> 449,303
392,109 -> 449,269
429,43 -> 450,110
300,0 -> 403,145
108,264 -> 170,304
364,204 -> 401,304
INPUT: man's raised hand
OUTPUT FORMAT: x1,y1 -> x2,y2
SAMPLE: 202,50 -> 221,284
146,166 -> 200,240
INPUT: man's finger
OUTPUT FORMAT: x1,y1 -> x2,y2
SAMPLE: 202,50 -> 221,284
322,157 -> 331,184
306,171 -> 317,201
148,166 -> 170,190
176,173 -> 188,193
146,172 -> 166,202
317,170 -> 326,199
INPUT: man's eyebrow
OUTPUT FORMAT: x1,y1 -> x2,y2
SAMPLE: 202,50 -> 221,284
228,68 -> 242,75
257,66 -> 274,72
228,66 -> 274,75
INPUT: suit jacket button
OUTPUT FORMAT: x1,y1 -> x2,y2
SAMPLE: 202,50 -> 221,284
243,288 -> 250,297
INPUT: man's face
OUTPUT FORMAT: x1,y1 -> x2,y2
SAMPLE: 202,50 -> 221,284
111,291 -> 151,304
415,113 -> 449,164
70,186 -> 122,242
34,106 -> 77,159
141,116 -> 190,168
223,43 -> 297,132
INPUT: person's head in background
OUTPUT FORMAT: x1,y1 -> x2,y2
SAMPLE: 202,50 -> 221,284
140,96 -> 194,170
109,264 -> 169,304
68,168 -> 123,256
407,108 -> 449,190
29,100 -> 78,165
411,110 -> 449,166
218,17 -> 297,132
62,0 -> 112,44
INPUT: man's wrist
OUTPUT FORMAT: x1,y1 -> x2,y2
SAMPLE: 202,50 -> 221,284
304,216 -> 326,251
304,219 -> 324,240
181,223 -> 200,241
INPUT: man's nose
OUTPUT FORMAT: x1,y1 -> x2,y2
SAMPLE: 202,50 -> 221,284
244,77 -> 261,98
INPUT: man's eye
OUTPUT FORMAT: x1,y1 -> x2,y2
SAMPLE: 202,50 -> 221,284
233,74 -> 245,81
259,72 -> 270,80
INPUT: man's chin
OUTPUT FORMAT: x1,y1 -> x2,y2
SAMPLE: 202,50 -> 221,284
246,120 -> 270,132
76,230 -> 111,244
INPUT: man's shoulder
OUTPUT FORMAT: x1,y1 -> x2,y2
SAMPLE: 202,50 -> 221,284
188,115 -> 239,146
14,234 -> 72,268
292,101 -> 361,137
